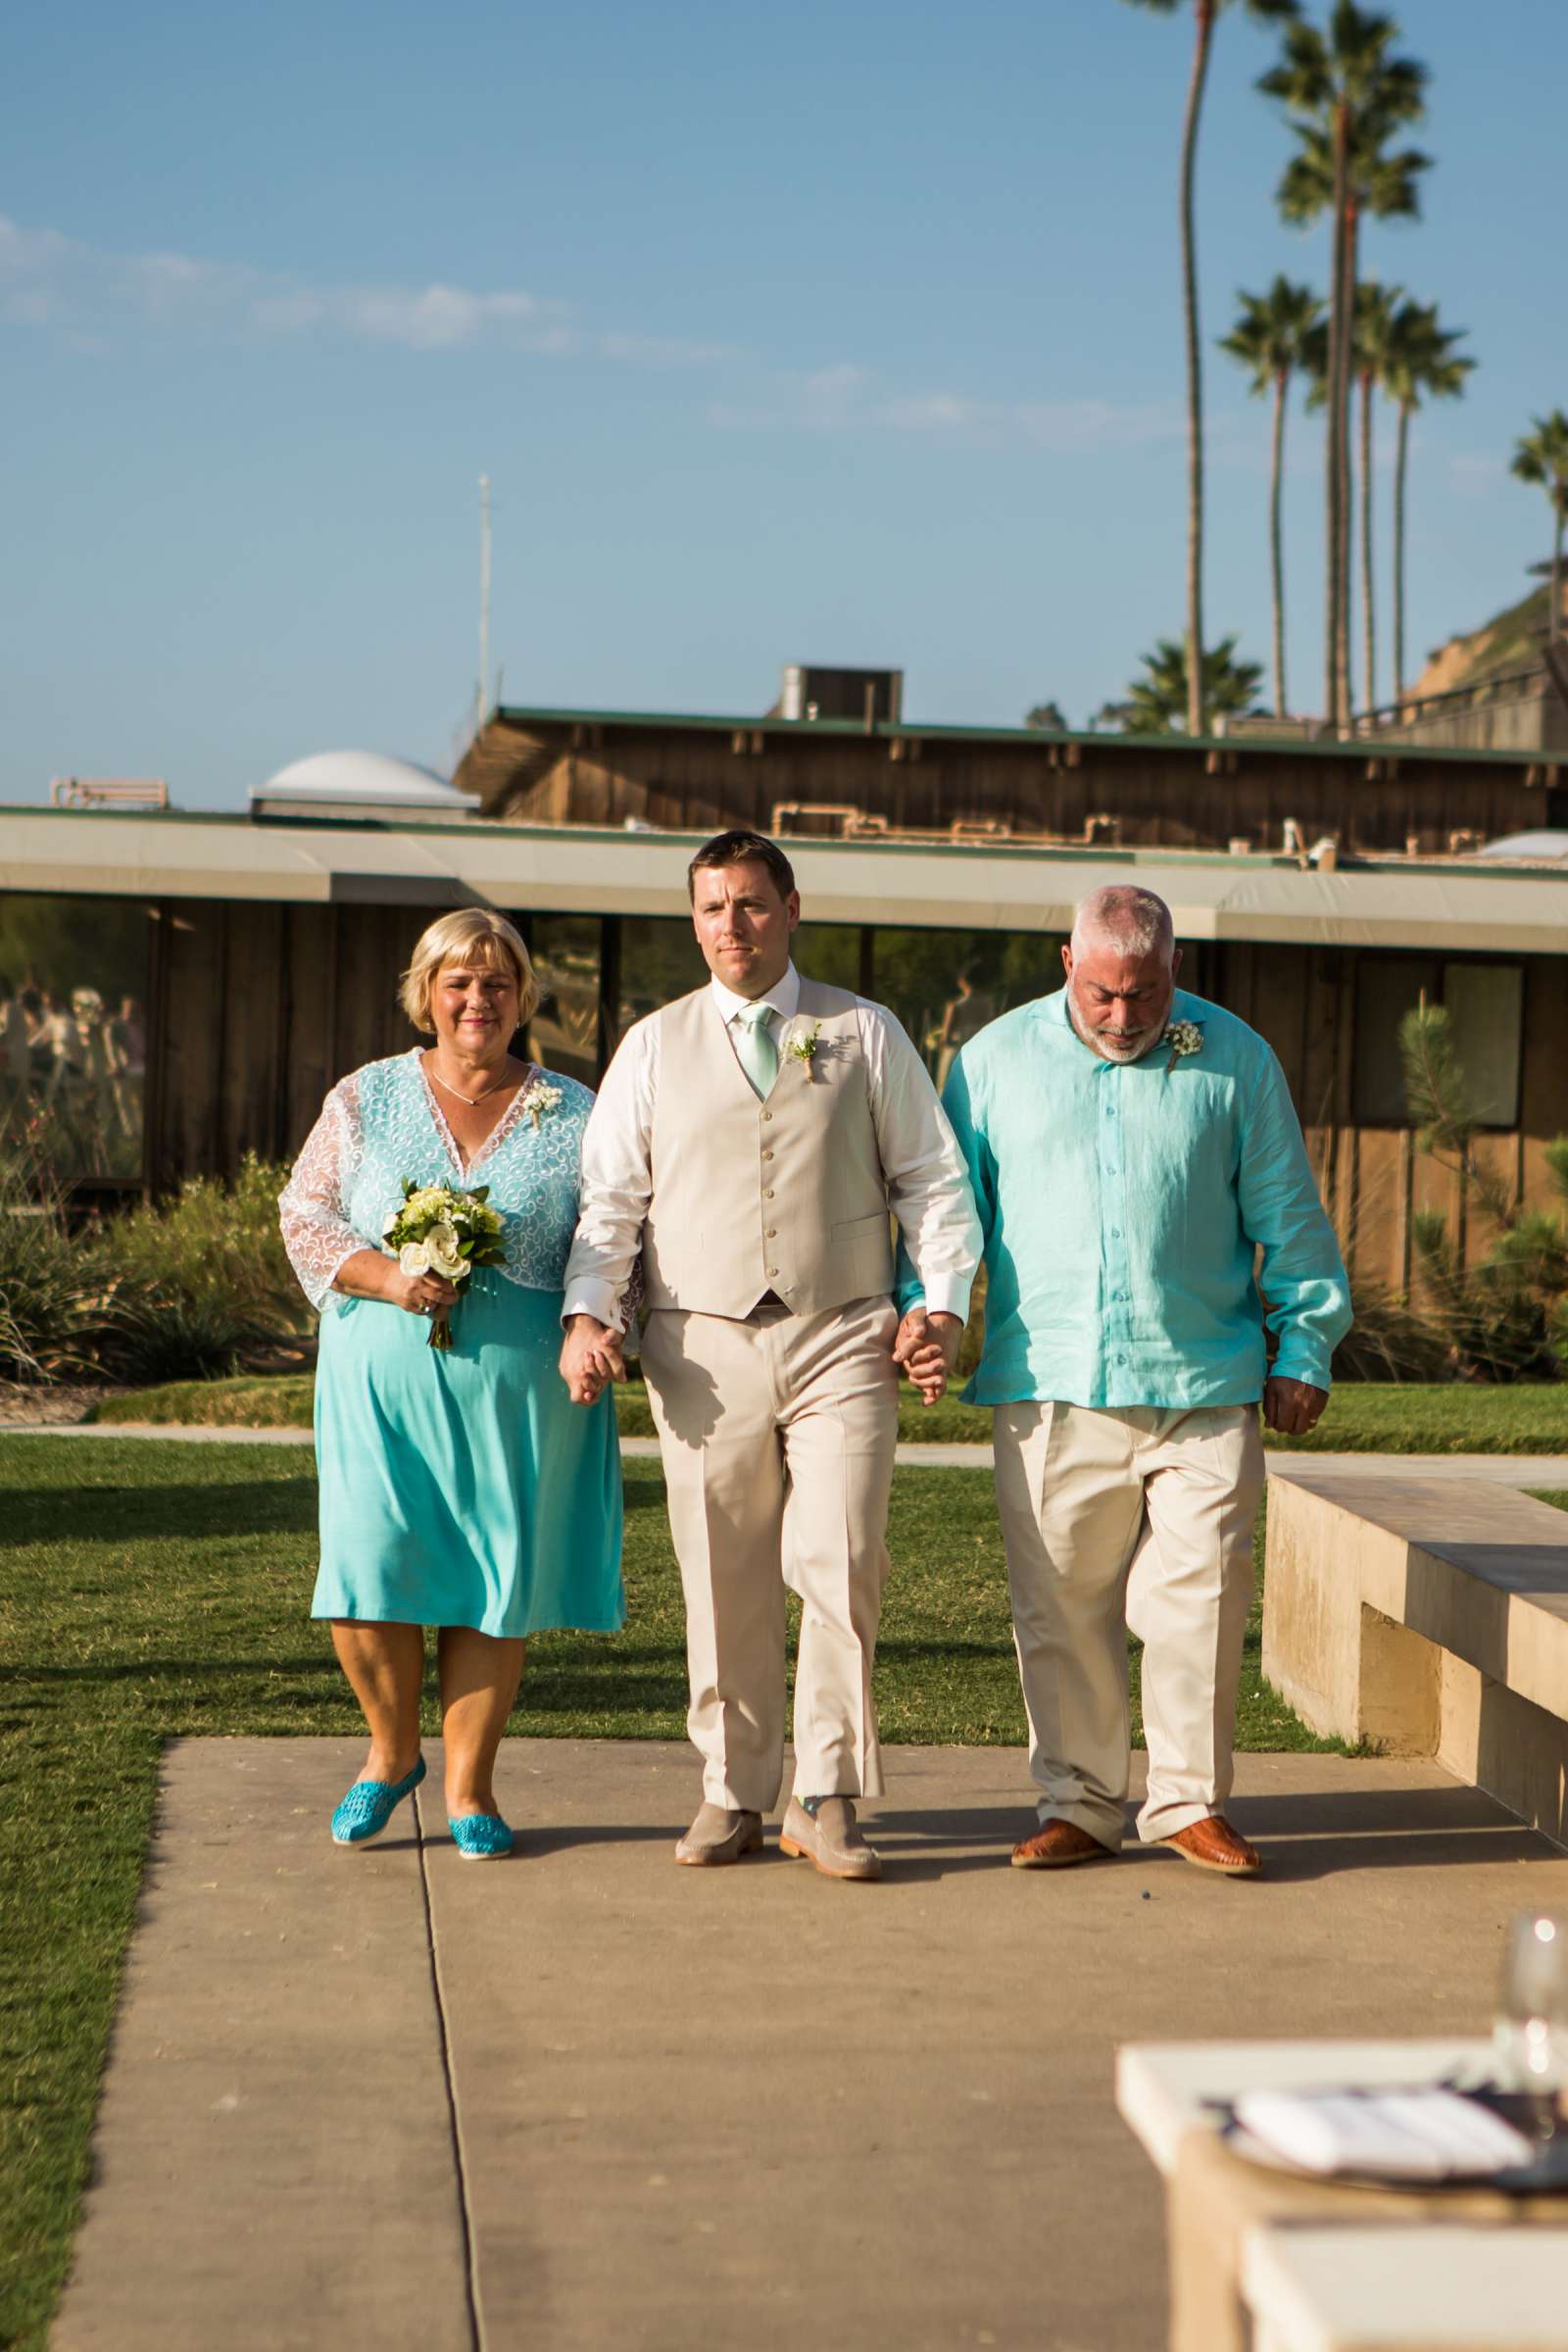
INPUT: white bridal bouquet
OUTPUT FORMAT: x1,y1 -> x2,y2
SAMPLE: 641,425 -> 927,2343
382,1181 -> 506,1350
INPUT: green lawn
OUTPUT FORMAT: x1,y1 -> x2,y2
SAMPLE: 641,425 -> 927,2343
0,1430 -> 1370,2345
85,1373 -> 1568,1453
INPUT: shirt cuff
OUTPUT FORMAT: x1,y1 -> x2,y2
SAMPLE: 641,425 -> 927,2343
1270,1344 -> 1331,1392
561,1279 -> 624,1332
917,1275 -> 972,1322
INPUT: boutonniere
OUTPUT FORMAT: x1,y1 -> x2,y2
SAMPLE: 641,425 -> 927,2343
1161,1019 -> 1204,1079
787,1021 -> 824,1078
523,1078 -> 564,1128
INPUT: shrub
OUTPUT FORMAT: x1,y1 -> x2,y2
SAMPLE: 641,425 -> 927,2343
0,1154 -> 313,1389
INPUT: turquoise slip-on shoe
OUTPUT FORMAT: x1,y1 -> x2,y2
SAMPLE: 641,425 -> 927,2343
448,1812 -> 513,1861
331,1756 -> 427,1846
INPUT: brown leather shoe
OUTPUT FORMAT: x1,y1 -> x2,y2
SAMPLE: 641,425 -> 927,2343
1159,1815 -> 1262,1877
1010,1818 -> 1118,1870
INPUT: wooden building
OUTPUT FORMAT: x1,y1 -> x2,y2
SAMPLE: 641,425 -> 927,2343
3,800 -> 1565,1309
454,701 -> 1568,857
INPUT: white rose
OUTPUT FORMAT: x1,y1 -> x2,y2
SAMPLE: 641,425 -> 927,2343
382,1210 -> 401,1238
399,1242 -> 432,1277
428,1238 -> 466,1283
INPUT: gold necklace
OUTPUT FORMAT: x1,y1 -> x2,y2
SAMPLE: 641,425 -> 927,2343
427,1058 -> 521,1108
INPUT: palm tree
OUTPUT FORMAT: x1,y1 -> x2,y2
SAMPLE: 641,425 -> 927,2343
1098,635 -> 1264,734
1348,277 -> 1401,714
1382,300 -> 1474,702
1260,5 -> 1429,729
1121,0 -> 1298,737
1512,412 -> 1568,647
1218,276 -> 1323,717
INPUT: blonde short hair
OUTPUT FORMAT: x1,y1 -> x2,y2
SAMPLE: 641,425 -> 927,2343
399,907 -> 539,1033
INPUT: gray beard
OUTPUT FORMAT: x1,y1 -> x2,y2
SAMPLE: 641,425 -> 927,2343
1065,985 -> 1170,1064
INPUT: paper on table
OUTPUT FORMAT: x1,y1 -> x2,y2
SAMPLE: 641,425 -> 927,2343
1233,2087 -> 1536,2181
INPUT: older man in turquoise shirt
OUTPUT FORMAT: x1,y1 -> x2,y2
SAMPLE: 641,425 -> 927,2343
934,884 -> 1350,1879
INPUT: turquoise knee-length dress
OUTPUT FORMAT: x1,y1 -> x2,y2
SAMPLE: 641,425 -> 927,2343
279,1051 -> 623,1639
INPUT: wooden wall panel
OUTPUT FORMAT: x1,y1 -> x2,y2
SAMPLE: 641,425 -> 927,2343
150,900 -> 226,1187
217,902 -> 287,1170
281,905 -> 335,1155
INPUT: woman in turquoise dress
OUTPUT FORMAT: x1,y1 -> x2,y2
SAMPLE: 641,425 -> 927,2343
279,906 -> 624,1860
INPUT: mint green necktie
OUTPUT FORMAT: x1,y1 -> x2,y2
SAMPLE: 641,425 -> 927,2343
733,1002 -> 779,1099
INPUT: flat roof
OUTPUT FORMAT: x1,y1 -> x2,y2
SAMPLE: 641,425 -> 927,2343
3,806 -> 1567,953
488,704 -> 1562,771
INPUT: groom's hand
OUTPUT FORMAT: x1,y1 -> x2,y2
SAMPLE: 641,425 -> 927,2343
1262,1376 -> 1328,1438
892,1307 -> 963,1406
560,1314 -> 627,1406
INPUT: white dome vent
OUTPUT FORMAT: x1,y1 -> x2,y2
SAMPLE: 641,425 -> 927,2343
251,750 -> 472,821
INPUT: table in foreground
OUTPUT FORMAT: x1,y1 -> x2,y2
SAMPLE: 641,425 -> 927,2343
1115,2040 -> 1568,2352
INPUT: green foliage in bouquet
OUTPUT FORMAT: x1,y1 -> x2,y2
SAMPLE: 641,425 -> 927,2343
1399,1003 -> 1568,1381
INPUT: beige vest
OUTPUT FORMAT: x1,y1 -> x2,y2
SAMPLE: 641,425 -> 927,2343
642,980 -> 895,1318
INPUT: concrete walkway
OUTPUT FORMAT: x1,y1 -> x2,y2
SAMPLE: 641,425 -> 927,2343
55,1739 -> 1568,2352
6,1419 -> 1568,1486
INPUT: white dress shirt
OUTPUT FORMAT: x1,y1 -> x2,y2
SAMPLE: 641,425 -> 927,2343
563,962 -> 980,1331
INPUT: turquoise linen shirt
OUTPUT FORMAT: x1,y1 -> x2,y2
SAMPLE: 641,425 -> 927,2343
905,986 -> 1351,1410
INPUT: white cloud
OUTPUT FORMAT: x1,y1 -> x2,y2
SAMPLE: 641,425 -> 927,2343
711,365 -> 1181,453
0,214 -> 726,364
1,214 -> 1177,455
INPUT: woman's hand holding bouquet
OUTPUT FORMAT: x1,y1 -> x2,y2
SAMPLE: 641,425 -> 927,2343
382,1182 -> 506,1349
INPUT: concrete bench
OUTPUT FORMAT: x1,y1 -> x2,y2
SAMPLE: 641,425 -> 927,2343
1242,2222 -> 1568,2352
1263,1468 -> 1568,1847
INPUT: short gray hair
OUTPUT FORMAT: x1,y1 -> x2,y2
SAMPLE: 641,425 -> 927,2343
1070,885 -> 1174,961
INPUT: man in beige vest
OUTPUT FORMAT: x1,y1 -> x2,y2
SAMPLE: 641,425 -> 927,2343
561,829 -> 981,1880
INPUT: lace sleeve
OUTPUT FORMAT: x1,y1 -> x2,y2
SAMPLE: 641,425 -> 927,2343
278,1075 -> 370,1312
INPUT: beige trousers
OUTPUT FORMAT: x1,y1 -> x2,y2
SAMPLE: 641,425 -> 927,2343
640,1296 -> 901,1813
993,1401 -> 1266,1847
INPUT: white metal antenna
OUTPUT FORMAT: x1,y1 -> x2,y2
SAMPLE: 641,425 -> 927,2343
476,473 -> 492,740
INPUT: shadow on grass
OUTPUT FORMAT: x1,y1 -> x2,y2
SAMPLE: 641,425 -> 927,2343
1,1484 -> 318,1545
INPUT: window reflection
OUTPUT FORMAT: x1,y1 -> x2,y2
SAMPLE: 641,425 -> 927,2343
527,914 -> 601,1089
616,918 -> 707,1039
792,924 -> 860,993
869,929 -> 1063,1088
0,895 -> 151,1181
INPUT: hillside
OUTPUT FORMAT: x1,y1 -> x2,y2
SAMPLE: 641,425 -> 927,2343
1413,575 -> 1562,698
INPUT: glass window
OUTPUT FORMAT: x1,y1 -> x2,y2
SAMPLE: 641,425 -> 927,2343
869,927 -> 1064,1090
526,914 -> 601,1089
1445,963 -> 1523,1128
1352,956 -> 1524,1128
793,924 -> 861,993
616,917 -> 707,1040
0,893 -> 153,1182
1352,957 -> 1438,1125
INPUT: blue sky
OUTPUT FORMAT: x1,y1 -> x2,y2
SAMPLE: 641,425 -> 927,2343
4,0 -> 1564,808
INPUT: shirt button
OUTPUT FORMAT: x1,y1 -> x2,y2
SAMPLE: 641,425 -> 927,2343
1116,1353 -> 1127,1366
1110,1227 -> 1121,1239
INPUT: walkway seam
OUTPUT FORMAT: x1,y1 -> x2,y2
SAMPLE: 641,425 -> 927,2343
413,1786 -> 488,2352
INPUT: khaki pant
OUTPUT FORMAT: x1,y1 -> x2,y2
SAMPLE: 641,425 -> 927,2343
993,1401 -> 1266,1847
640,1296 -> 901,1813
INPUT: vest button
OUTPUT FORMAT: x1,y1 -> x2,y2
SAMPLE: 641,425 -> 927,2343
766,1228 -> 777,1239
764,1189 -> 774,1200
761,1111 -> 773,1122
766,1268 -> 778,1278
762,1150 -> 774,1161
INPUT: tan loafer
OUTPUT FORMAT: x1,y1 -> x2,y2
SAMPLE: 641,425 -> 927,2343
674,1803 -> 763,1866
1010,1818 -> 1118,1870
1158,1815 -> 1262,1877
779,1796 -> 882,1882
